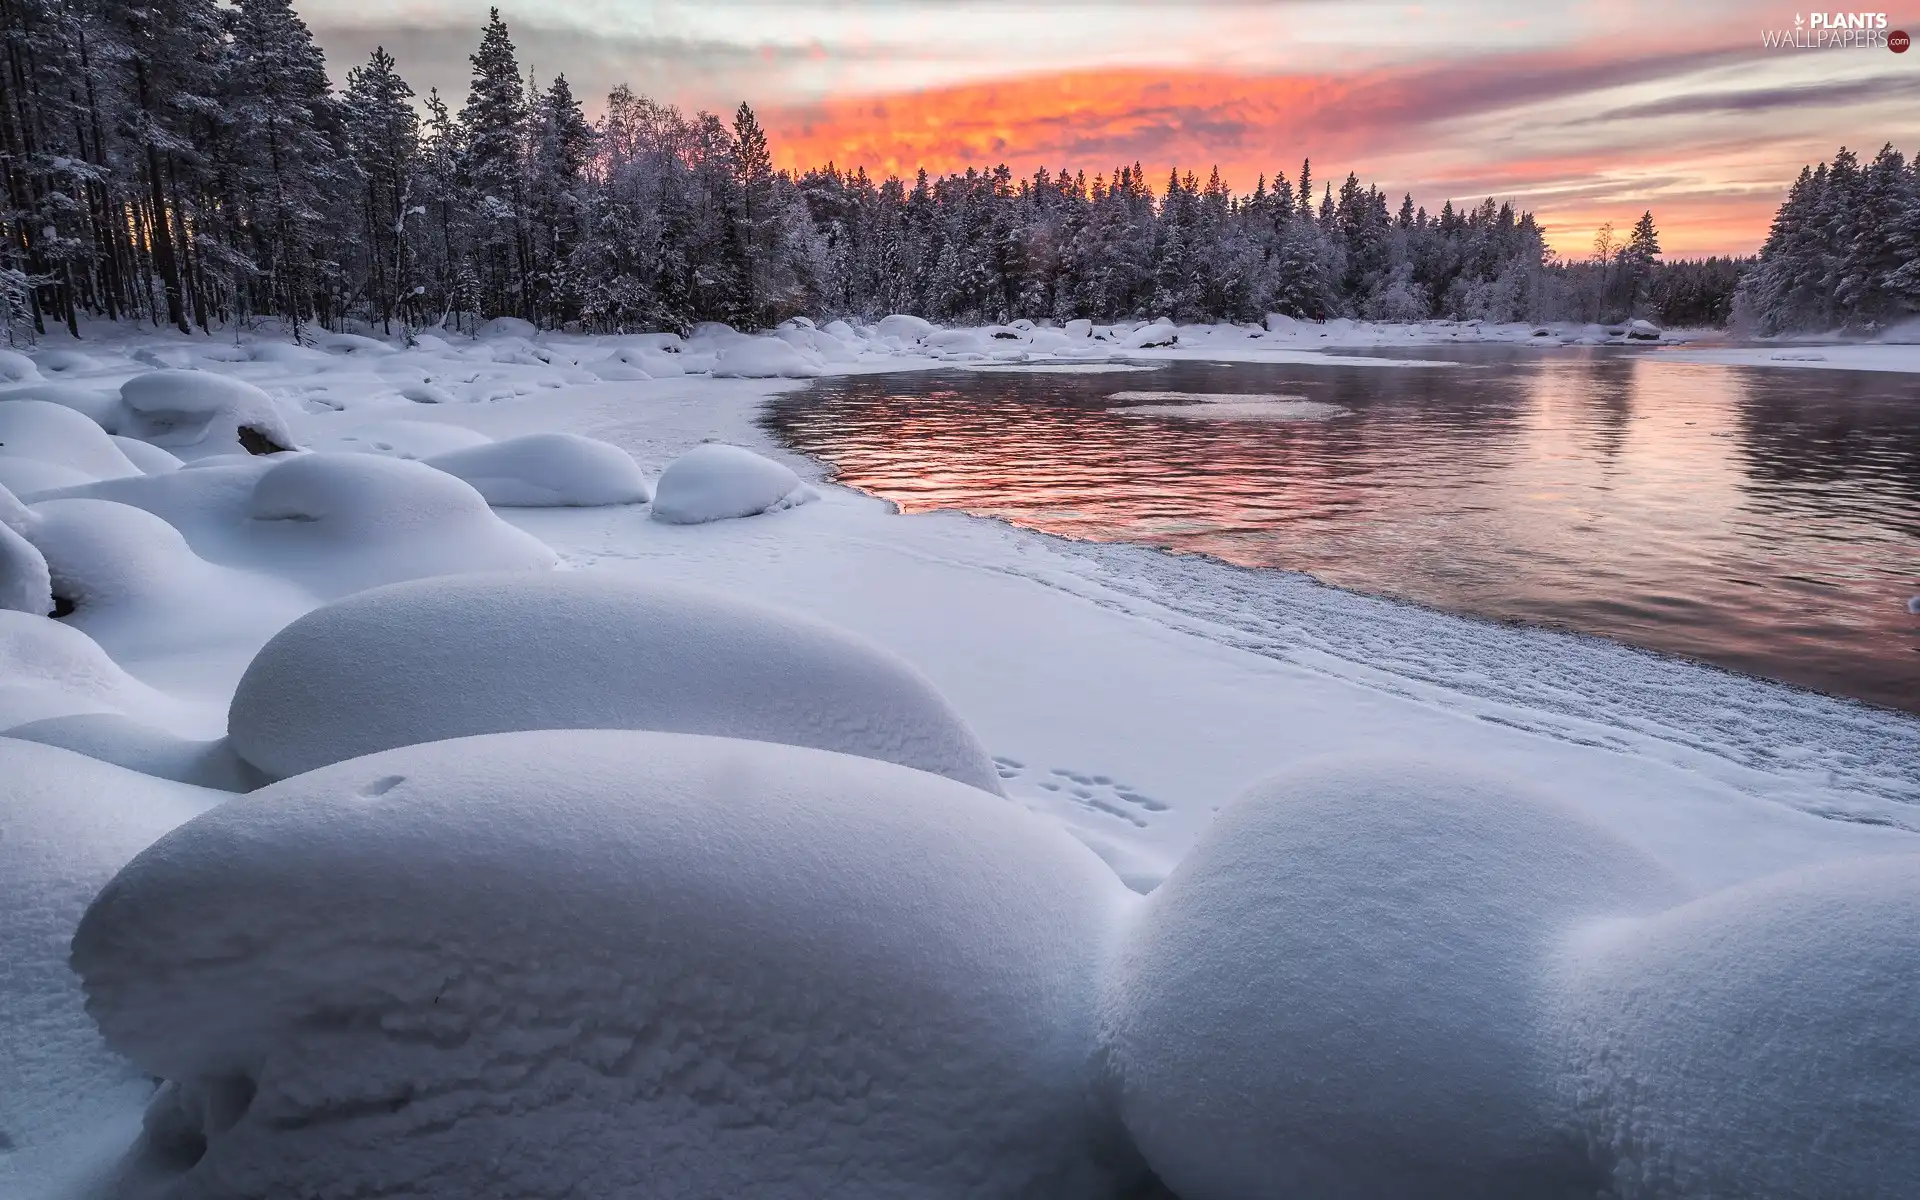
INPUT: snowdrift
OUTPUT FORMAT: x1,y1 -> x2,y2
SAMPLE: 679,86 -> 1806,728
117,370 -> 296,459
0,740 -> 221,1177
1559,854 -> 1920,1199
425,432 -> 650,507
5,712 -> 261,791
710,336 -> 826,379
650,442 -> 817,524
226,571 -> 1006,793
0,609 -> 179,731
72,730 -> 1138,1200
1100,756 -> 1687,1200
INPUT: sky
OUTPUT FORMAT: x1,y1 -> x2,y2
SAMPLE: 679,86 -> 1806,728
304,0 -> 1920,257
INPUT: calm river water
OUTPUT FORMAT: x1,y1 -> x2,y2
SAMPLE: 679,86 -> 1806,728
766,347 -> 1920,714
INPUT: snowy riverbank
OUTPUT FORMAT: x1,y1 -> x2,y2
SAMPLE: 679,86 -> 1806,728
3,317 -> 1916,1199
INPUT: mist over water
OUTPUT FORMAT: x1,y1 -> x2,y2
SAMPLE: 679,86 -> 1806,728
767,346 -> 1920,714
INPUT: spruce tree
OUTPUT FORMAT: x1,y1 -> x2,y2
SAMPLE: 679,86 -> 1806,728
460,8 -> 528,318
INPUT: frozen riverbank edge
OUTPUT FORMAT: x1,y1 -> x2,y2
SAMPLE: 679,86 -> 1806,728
1,314 -> 1917,1198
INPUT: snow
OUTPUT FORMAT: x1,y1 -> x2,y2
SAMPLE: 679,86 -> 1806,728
424,432 -> 650,507
1101,755 -> 1686,1199
117,371 -> 296,459
650,441 -> 817,524
0,401 -> 144,486
4,713 -> 260,791
1557,853 -> 1920,1199
0,740 -> 222,1198
70,729 -> 1137,1200
0,346 -> 40,381
876,313 -> 934,344
710,335 -> 827,379
226,571 -> 1005,793
0,513 -> 52,615
0,318 -> 1914,1196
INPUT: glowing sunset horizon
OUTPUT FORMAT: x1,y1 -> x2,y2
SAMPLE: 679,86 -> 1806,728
306,0 -> 1920,259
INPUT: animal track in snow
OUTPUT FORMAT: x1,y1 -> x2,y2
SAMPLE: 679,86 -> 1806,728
993,757 -> 1166,827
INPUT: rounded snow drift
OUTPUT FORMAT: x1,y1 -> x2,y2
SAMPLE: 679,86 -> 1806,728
0,515 -> 51,615
710,336 -> 826,379
650,442 -> 817,525
425,432 -> 650,507
5,712 -> 261,791
227,570 -> 1004,793
1559,854 -> 1920,1200
73,729 -> 1136,1200
1101,755 -> 1686,1200
119,370 -> 296,459
0,398 -> 144,482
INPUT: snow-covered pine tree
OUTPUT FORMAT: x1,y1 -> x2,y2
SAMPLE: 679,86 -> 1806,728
459,7 -> 528,320
342,46 -> 420,333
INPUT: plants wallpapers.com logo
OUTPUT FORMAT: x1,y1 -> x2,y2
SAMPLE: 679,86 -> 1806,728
1761,11 -> 1909,49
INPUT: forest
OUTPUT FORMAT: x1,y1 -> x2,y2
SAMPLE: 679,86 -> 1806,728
0,0 -> 1904,339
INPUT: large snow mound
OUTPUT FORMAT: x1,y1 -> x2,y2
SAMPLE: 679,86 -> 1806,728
0,609 -> 177,731
1101,756 -> 1687,1200
1,508 -> 52,615
226,571 -> 1005,793
424,432 -> 650,507
71,730 -> 1137,1200
0,399 -> 144,483
1558,853 -> 1920,1199
117,370 -> 296,459
650,442 -> 817,524
0,740 -> 221,1173
243,453 -> 558,595
710,336 -> 826,379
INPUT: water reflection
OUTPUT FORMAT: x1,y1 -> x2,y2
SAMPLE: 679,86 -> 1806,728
766,348 -> 1920,713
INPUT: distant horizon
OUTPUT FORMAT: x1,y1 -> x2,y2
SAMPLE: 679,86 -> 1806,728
300,0 -> 1918,259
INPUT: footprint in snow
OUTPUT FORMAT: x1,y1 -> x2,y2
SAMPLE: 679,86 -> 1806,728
993,757 -> 1167,827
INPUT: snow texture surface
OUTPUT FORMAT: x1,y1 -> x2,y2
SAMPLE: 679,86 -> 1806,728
226,571 -> 1006,793
1101,756 -> 1688,1200
650,442 -> 817,524
424,432 -> 650,507
72,730 -> 1137,1200
117,371 -> 295,460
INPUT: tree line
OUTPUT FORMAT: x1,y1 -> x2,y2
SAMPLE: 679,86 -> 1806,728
2,0 -> 1767,340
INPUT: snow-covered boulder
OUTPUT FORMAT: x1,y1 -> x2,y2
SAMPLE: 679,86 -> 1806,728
1064,318 -> 1094,339
0,345 -> 40,382
0,513 -> 51,615
0,740 -> 223,1179
710,336 -> 826,379
0,381 -> 126,430
475,316 -> 537,340
31,347 -> 103,374
650,442 -> 817,525
0,609 -> 177,730
425,433 -> 650,507
118,370 -> 297,459
1101,756 -> 1686,1200
111,435 -> 183,474
1626,319 -> 1662,341
1121,319 -> 1178,349
1558,854 -> 1920,1199
398,382 -> 458,405
0,477 -> 35,534
877,313 -> 933,344
319,332 -> 395,356
226,571 -> 1005,793
72,729 -> 1136,1200
30,497 -> 310,667
5,712 -> 260,791
243,453 -> 558,595
775,322 -> 861,363
0,399 -> 145,483
311,419 -> 492,461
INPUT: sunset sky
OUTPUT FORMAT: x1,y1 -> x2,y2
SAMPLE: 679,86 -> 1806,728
305,1 -> 1920,258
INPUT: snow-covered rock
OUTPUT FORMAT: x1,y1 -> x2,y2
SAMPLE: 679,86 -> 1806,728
243,452 -> 558,596
226,571 -> 1005,793
476,316 -> 538,340
0,346 -> 41,382
0,740 -> 223,1182
1558,854 -> 1920,1199
1121,319 -> 1178,349
31,348 -> 103,374
72,729 -> 1136,1200
0,513 -> 52,615
398,382 -> 458,405
0,399 -> 145,483
1626,319 -> 1662,341
318,332 -> 395,356
110,436 -> 183,474
0,609 -> 177,731
0,382 -> 126,430
118,370 -> 297,459
876,313 -> 933,344
1065,318 -> 1094,339
5,712 -> 260,791
1101,756 -> 1686,1200
0,477 -> 36,534
425,433 -> 650,507
710,336 -> 826,379
650,442 -> 817,525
